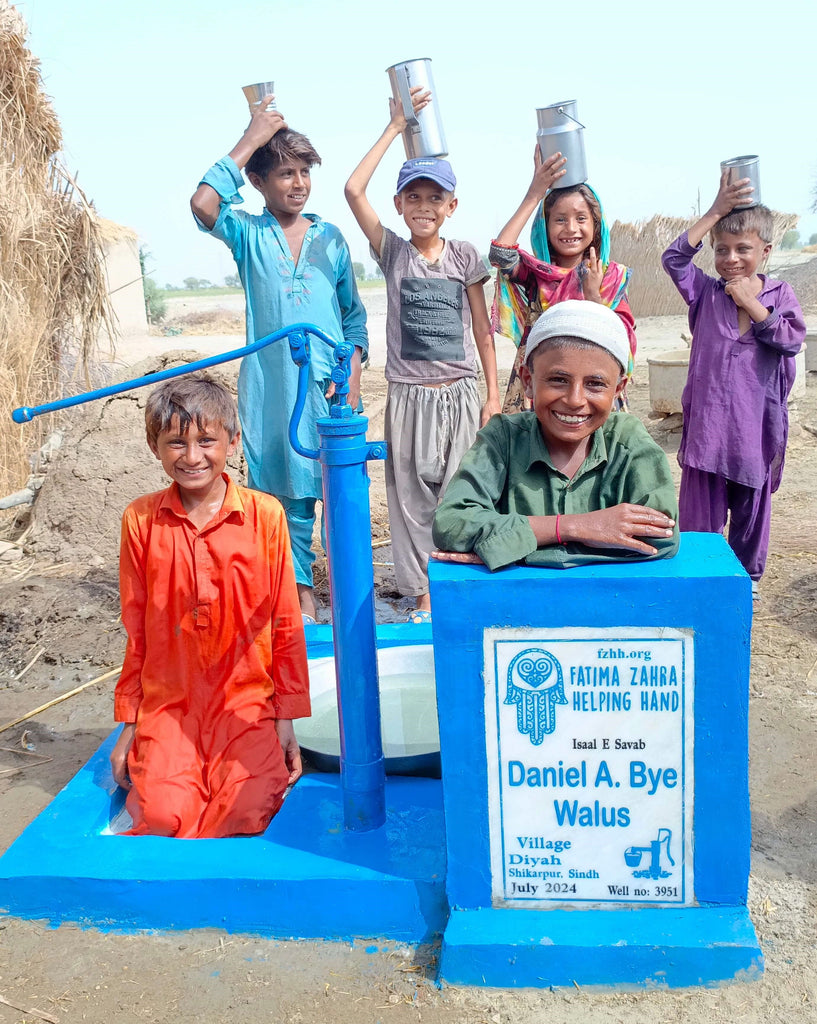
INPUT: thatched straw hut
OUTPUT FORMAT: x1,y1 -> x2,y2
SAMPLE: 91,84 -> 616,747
0,0 -> 114,498
610,211 -> 798,318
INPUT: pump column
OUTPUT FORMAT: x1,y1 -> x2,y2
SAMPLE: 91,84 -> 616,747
318,410 -> 388,832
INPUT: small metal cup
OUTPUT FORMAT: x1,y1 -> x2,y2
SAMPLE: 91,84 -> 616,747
242,81 -> 276,112
720,155 -> 760,209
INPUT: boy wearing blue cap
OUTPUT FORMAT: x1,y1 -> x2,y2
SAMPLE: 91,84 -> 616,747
345,89 -> 500,620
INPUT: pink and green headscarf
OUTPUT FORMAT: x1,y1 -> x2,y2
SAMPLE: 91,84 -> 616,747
530,184 -> 612,265
493,184 -> 633,376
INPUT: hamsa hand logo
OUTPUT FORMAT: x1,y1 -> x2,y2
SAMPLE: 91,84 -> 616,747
505,648 -> 567,745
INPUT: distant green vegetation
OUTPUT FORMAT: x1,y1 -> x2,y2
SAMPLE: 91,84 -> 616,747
163,286 -> 244,299
140,247 -> 167,323
163,281 -> 385,299
161,269 -> 387,301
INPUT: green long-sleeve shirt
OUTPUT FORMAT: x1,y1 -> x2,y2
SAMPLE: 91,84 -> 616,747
432,411 -> 679,571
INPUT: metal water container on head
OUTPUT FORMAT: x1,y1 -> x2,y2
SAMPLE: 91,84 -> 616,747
386,58 -> 448,160
242,81 -> 276,112
536,100 -> 587,188
720,155 -> 760,209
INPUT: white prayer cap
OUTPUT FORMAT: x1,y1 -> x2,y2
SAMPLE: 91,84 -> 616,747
525,300 -> 629,372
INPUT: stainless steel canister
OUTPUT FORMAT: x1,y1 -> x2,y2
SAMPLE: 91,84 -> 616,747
536,100 -> 587,188
720,155 -> 760,209
242,81 -> 276,112
386,58 -> 448,160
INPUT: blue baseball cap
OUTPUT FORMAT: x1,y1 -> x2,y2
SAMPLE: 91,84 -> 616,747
395,157 -> 457,194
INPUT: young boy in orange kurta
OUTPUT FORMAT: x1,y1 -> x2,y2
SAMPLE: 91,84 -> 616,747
109,374 -> 310,838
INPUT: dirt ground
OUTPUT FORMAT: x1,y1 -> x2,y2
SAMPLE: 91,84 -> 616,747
1,294 -> 816,1024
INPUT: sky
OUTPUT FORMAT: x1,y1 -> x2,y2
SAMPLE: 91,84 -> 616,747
18,0 -> 817,289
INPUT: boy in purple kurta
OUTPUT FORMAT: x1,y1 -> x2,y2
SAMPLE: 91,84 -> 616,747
662,172 -> 805,595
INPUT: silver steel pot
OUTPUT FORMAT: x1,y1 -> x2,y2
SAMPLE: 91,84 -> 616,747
386,58 -> 448,159
536,100 -> 587,188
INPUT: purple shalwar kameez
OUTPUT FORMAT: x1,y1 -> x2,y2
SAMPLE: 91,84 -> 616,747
662,231 -> 806,579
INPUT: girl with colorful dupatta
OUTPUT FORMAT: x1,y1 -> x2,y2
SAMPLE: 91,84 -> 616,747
489,150 -> 636,412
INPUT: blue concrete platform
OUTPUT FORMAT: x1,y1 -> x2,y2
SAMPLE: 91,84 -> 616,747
429,534 -> 763,988
441,906 -> 763,988
0,623 -> 446,941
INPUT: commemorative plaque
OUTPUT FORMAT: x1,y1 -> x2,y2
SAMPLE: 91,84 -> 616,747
484,626 -> 694,907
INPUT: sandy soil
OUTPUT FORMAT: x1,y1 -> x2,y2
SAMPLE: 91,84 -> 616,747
1,291 -> 816,1023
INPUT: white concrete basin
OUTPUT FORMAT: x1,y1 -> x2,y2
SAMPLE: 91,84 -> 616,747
295,644 -> 439,776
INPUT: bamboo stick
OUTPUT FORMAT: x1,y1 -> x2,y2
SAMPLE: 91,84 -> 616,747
0,994 -> 59,1024
14,646 -> 43,680
0,666 -> 121,735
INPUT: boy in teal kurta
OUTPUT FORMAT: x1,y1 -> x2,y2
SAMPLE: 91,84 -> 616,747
191,94 -> 368,621
433,301 -> 679,570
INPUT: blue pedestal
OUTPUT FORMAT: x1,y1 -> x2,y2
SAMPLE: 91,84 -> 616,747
441,906 -> 762,989
429,533 -> 762,988
0,624 -> 446,942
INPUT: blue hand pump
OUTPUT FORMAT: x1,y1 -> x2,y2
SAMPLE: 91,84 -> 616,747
13,324 -> 388,832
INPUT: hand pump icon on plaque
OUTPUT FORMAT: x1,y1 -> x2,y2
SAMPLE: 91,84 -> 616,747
624,828 -> 675,880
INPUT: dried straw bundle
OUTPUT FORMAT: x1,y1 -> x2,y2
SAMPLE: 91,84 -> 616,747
0,0 -> 114,497
611,211 -> 798,319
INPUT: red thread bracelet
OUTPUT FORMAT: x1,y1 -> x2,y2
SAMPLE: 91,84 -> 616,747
555,514 -> 562,544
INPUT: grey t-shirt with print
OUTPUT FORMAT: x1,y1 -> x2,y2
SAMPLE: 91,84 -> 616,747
372,227 -> 490,384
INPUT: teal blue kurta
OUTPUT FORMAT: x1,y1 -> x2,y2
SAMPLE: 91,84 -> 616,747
196,157 -> 368,499
432,411 -> 679,570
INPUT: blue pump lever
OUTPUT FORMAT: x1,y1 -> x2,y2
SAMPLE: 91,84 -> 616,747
12,323 -> 350,462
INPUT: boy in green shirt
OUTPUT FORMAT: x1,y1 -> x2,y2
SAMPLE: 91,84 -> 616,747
433,301 -> 679,570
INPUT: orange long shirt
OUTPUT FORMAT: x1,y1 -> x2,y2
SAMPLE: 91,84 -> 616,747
116,477 -> 310,733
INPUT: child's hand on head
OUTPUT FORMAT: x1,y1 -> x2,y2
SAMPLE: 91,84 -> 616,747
711,168 -> 754,219
564,504 -> 675,556
245,98 -> 288,146
527,147 -> 567,201
388,87 -> 431,131
581,246 -> 605,302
